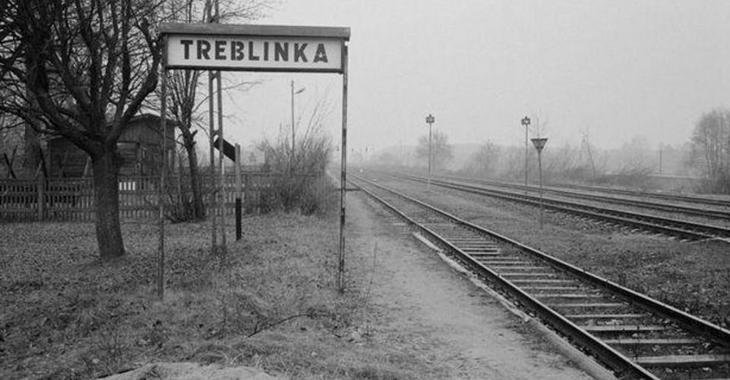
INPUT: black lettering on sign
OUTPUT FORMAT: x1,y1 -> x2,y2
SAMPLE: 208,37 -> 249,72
197,40 -> 210,59
181,40 -> 194,59
248,41 -> 260,61
263,41 -> 269,61
294,43 -> 308,62
231,41 -> 244,60
274,42 -> 288,61
215,40 -> 226,60
313,43 -> 328,63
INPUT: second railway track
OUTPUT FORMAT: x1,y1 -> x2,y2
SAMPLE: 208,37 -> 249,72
388,172 -> 730,242
436,174 -> 730,221
351,174 -> 730,380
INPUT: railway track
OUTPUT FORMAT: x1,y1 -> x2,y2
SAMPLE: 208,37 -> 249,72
435,174 -> 730,221
545,181 -> 729,209
351,174 -> 730,380
390,173 -> 730,241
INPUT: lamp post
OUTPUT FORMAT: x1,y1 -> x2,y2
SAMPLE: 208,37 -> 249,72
290,80 -> 305,173
425,114 -> 435,190
521,116 -> 531,191
531,137 -> 548,229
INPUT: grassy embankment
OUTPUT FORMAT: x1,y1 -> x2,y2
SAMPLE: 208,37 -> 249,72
0,207 -> 432,379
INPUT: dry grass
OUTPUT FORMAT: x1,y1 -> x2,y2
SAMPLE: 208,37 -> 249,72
0,211 -> 433,379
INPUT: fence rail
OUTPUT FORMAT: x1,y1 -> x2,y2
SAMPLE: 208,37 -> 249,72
0,173 -> 280,222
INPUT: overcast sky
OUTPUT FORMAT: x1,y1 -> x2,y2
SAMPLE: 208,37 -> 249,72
217,0 -> 730,153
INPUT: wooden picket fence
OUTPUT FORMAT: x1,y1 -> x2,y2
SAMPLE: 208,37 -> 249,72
0,173 -> 278,222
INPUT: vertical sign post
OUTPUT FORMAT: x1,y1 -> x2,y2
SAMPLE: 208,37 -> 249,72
235,143 -> 242,241
531,137 -> 548,230
337,45 -> 348,293
216,62 -> 227,257
157,35 -> 168,300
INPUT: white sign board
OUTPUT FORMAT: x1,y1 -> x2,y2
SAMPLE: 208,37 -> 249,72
162,24 -> 348,73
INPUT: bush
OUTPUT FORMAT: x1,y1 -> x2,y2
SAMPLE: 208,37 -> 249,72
697,173 -> 730,194
259,174 -> 336,216
299,176 -> 337,216
257,119 -> 335,215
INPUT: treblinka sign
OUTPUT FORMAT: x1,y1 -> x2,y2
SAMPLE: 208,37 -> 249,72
156,22 -> 351,297
161,23 -> 348,73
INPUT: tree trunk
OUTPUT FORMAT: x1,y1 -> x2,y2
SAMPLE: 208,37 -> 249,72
24,88 -> 42,174
186,142 -> 205,220
92,147 -> 125,260
23,124 -> 41,173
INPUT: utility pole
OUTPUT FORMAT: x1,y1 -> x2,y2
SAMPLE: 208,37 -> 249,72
215,0 -> 226,257
290,80 -> 305,174
521,116 -> 531,191
658,143 -> 663,175
426,114 -> 435,190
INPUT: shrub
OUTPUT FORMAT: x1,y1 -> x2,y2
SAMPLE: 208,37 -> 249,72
257,116 -> 334,215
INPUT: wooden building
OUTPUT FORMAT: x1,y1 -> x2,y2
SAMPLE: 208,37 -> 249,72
47,114 -> 176,177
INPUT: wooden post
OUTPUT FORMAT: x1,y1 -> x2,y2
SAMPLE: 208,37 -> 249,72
244,173 -> 252,214
208,71 -> 218,255
235,144 -> 242,241
216,68 -> 226,254
337,44 -> 349,293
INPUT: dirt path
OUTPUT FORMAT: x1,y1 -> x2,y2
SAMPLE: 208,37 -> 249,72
346,193 -> 594,379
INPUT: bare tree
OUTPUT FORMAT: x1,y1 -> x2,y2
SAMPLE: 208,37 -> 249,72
690,109 -> 730,193
257,92 -> 333,213
0,0 -> 163,260
463,140 -> 500,177
293,92 -> 333,174
617,135 -> 653,173
262,92 -> 333,175
148,0 -> 267,221
415,130 -> 453,171
580,128 -> 597,179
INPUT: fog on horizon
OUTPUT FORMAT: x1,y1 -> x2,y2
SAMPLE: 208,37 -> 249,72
206,1 -> 729,162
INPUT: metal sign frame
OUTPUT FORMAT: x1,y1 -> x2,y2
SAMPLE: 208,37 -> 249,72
161,23 -> 348,73
156,23 -> 351,298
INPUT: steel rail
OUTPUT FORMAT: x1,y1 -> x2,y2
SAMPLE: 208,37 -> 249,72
355,174 -> 730,345
546,181 -> 730,208
437,174 -> 730,220
428,171 -> 730,208
396,173 -> 730,240
352,174 -> 730,379
351,176 -> 660,379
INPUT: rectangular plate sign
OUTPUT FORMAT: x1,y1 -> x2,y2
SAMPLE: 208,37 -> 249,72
161,23 -> 349,73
